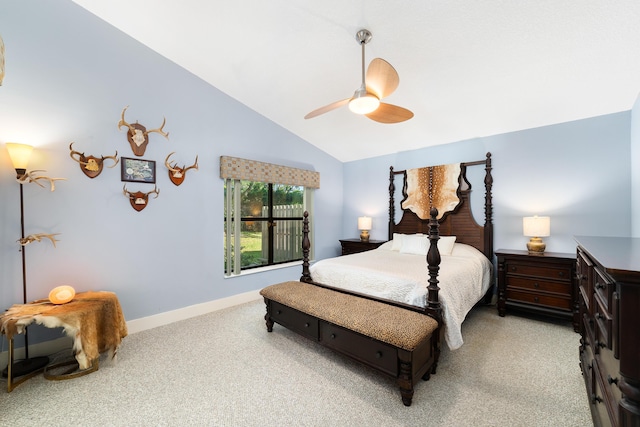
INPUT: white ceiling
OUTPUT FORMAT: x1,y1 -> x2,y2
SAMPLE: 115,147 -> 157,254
71,0 -> 640,162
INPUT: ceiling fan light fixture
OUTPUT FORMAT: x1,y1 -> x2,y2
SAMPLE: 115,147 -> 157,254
349,88 -> 380,115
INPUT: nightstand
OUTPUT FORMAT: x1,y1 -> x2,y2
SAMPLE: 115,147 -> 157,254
339,239 -> 385,255
496,249 -> 578,331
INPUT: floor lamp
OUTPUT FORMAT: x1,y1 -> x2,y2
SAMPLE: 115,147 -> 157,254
2,142 -> 49,379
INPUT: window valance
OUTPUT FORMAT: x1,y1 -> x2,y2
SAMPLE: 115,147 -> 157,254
220,156 -> 320,189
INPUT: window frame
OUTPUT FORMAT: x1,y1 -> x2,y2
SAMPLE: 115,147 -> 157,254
224,179 -> 313,276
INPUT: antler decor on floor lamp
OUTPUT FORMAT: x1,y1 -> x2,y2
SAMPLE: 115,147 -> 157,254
1,143 -> 51,381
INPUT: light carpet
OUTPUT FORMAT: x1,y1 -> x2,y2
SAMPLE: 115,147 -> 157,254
0,301 -> 592,426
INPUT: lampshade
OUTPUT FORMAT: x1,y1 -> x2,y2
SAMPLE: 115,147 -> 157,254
358,216 -> 372,231
6,143 -> 33,174
349,88 -> 380,114
523,216 -> 550,237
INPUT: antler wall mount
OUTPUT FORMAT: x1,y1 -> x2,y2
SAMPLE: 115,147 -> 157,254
164,152 -> 198,186
122,184 -> 159,212
69,142 -> 119,178
117,106 -> 169,156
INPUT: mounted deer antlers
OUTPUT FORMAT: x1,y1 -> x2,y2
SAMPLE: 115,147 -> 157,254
123,184 -> 159,212
69,142 -> 119,178
18,170 -> 66,191
117,105 -> 169,156
18,233 -> 61,248
164,152 -> 198,186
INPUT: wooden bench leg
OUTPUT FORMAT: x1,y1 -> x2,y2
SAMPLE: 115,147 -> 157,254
263,299 -> 274,332
264,313 -> 274,332
398,357 -> 414,406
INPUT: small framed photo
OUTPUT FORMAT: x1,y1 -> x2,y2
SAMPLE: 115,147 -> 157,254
121,157 -> 156,183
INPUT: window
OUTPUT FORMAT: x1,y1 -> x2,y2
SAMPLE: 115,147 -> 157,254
220,156 -> 319,276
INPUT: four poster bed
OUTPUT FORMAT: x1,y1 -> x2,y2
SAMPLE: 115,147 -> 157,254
260,152 -> 494,406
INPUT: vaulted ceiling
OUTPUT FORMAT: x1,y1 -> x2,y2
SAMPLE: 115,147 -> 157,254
71,1 -> 640,162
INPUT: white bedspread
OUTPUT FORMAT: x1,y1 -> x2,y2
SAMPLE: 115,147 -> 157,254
309,243 -> 492,350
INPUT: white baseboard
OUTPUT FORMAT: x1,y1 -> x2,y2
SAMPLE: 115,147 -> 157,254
126,289 -> 262,334
1,290 -> 263,369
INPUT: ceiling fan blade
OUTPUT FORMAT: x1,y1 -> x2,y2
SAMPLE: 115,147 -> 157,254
365,102 -> 413,124
366,58 -> 399,99
304,98 -> 350,119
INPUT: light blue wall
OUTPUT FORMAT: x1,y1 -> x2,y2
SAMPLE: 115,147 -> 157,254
1,0 -> 636,351
631,94 -> 640,237
0,0 -> 343,339
345,112 -> 632,254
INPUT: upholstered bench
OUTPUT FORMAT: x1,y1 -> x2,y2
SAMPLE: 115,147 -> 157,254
260,281 -> 441,406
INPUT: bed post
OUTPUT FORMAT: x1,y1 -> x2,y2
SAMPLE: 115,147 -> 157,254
389,166 -> 395,241
426,207 -> 443,376
300,211 -> 312,283
426,208 -> 442,315
484,152 -> 493,257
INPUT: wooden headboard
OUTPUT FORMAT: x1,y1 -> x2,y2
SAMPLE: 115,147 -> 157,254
388,152 -> 493,259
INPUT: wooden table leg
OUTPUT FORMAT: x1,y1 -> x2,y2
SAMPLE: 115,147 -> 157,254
6,336 -> 47,393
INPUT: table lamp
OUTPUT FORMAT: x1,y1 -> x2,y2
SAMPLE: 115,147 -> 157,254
523,215 -> 550,254
358,216 -> 372,242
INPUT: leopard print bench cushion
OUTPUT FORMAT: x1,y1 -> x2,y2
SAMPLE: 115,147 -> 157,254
260,281 -> 438,351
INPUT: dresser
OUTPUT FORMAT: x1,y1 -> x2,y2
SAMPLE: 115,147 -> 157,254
339,238 -> 385,255
496,249 -> 578,330
575,236 -> 640,427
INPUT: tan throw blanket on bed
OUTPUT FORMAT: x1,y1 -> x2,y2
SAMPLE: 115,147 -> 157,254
401,163 -> 461,220
0,291 -> 127,369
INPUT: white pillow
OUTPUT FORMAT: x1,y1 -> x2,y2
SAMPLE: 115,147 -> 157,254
397,234 -> 457,256
391,233 -> 405,251
437,236 -> 457,256
399,234 -> 429,255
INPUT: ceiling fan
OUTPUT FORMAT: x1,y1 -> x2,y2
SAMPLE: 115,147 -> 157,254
304,29 -> 413,124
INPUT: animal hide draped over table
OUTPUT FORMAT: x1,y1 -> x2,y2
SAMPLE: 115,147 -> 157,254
0,291 -> 127,370
401,163 -> 461,220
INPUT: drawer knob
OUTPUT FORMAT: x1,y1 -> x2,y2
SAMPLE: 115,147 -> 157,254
533,282 -> 539,288
375,351 -> 383,359
276,310 -> 282,315
511,266 -> 517,272
607,375 -> 619,386
304,322 -> 310,328
596,340 -> 606,349
595,282 -> 605,290
595,313 -> 602,320
330,333 -> 336,339
591,394 -> 603,404
558,271 -> 565,277
533,296 -> 539,303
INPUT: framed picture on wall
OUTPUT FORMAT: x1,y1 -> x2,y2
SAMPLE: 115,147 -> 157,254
121,157 -> 156,183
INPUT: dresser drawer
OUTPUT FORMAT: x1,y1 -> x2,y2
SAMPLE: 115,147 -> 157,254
506,289 -> 572,311
506,262 -> 572,282
506,276 -> 571,296
320,321 -> 397,376
593,360 -> 619,427
270,301 -> 319,341
579,343 -> 595,399
582,313 -> 595,351
594,294 -> 613,351
577,250 -> 594,313
593,267 -> 614,313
